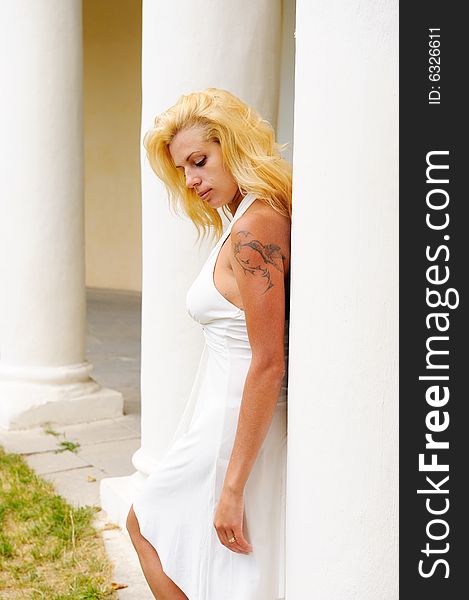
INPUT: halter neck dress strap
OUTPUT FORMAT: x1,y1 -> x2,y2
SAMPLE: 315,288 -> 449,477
228,192 -> 257,229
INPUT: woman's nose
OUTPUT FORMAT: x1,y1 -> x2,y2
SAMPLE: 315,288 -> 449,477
185,171 -> 201,189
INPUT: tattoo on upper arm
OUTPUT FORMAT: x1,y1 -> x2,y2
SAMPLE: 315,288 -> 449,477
233,230 -> 285,292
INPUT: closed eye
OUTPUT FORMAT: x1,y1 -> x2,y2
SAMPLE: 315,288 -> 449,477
195,157 -> 206,167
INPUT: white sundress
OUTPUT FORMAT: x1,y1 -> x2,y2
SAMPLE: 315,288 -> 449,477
132,192 -> 288,599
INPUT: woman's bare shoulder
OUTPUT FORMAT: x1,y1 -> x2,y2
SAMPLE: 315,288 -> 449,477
232,199 -> 290,238
231,199 -> 291,271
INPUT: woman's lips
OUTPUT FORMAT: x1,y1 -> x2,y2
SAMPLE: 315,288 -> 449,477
199,189 -> 212,200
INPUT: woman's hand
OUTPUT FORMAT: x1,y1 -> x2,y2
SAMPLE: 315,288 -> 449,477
213,487 -> 253,554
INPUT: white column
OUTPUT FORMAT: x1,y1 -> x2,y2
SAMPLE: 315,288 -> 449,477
0,0 -> 123,429
287,1 -> 398,598
101,0 -> 282,525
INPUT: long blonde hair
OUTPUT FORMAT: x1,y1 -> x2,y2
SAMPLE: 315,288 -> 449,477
143,88 -> 292,239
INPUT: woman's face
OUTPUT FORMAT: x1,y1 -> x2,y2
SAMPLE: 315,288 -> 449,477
169,127 -> 239,209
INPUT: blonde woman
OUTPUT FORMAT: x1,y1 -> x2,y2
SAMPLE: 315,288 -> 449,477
127,88 -> 291,600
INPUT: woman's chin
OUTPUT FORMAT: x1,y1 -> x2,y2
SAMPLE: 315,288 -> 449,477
205,196 -> 223,209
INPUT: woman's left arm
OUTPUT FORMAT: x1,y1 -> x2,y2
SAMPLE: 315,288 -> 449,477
213,210 -> 289,555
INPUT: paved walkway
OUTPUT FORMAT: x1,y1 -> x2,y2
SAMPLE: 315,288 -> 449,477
0,288 -> 153,599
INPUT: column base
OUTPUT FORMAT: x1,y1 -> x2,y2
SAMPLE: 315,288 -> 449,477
100,471 -> 146,528
0,379 -> 123,430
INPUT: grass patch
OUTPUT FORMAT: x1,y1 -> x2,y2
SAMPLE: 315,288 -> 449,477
55,441 -> 81,454
43,426 -> 61,438
42,424 -> 81,454
0,446 -> 117,599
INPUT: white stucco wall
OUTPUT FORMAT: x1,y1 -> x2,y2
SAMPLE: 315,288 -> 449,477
83,0 -> 142,293
276,0 -> 296,162
287,0 -> 398,598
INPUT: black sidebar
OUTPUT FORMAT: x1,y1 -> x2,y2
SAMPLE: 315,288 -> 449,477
400,3 -> 467,599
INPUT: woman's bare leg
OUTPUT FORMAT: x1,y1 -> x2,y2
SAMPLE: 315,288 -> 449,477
126,505 -> 189,600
